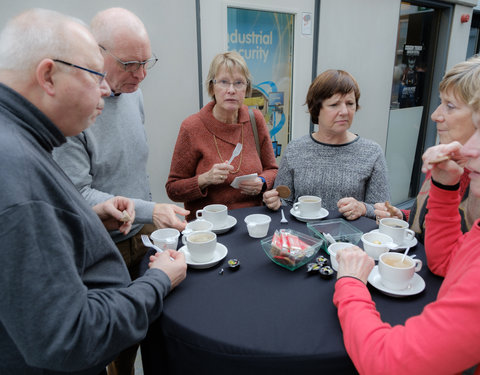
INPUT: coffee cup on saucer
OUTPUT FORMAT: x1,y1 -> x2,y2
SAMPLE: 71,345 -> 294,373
378,252 -> 422,290
196,204 -> 228,228
379,218 -> 415,245
293,196 -> 322,217
182,220 -> 214,244
186,230 -> 217,263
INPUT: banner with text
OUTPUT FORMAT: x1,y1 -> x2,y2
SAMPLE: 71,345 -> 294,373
227,7 -> 294,159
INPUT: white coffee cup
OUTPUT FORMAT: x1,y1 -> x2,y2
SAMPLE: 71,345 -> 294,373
196,204 -> 228,228
244,214 -> 271,238
151,228 -> 180,251
378,252 -> 422,290
327,242 -> 355,271
186,230 -> 217,263
293,195 -> 322,217
379,218 -> 415,245
181,220 -> 214,244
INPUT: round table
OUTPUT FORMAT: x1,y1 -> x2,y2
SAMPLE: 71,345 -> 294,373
141,205 -> 443,375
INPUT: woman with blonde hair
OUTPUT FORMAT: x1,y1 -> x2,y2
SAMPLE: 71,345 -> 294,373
375,56 -> 480,242
166,51 -> 277,221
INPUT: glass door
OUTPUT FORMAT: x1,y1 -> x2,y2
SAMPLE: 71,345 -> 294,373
386,2 -> 445,205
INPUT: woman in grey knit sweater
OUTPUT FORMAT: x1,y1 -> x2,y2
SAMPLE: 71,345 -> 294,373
263,70 -> 390,220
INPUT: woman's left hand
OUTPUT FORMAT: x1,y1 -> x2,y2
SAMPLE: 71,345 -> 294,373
239,177 -> 264,196
337,197 -> 366,220
421,142 -> 466,186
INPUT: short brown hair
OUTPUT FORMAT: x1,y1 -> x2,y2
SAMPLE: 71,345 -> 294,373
206,51 -> 252,100
306,69 -> 360,124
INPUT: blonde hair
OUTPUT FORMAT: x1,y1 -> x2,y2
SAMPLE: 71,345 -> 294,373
440,56 -> 480,110
205,51 -> 252,100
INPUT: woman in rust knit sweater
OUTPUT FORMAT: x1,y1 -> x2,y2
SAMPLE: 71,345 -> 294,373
166,52 -> 278,221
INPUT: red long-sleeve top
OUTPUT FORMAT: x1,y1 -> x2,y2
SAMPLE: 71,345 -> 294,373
166,101 -> 278,221
333,182 -> 480,375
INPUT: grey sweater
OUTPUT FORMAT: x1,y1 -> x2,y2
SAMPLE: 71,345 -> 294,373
53,90 -> 155,242
275,134 -> 391,218
0,83 -> 170,374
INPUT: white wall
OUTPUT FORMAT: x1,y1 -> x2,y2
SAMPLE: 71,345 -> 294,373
0,0 -> 199,205
316,0 -> 400,150
446,4 -> 474,71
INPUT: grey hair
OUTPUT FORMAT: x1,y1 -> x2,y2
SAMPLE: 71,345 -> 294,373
0,8 -> 85,71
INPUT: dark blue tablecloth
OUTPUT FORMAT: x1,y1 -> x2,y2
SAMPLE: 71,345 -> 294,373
141,205 -> 443,375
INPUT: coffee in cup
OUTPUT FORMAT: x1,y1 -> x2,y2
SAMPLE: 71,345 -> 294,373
196,204 -> 228,228
379,218 -> 415,245
378,252 -> 422,290
293,195 -> 322,217
182,220 -> 214,244
186,230 -> 217,262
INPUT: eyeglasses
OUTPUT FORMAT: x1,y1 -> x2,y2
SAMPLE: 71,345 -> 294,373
53,59 -> 107,85
213,79 -> 248,90
99,45 -> 158,72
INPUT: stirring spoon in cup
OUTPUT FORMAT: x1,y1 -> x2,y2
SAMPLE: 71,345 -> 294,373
227,143 -> 242,165
401,246 -> 411,262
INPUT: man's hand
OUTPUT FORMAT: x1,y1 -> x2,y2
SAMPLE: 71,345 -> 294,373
336,246 -> 374,284
93,196 -> 135,235
148,249 -> 187,290
153,203 -> 189,231
262,189 -> 281,211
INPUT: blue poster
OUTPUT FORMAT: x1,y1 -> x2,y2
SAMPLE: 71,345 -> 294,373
227,7 -> 294,159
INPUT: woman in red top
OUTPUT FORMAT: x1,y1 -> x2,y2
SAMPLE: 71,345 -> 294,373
375,57 -> 480,242
166,52 -> 277,220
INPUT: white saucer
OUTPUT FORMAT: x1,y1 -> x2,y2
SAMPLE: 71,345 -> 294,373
367,266 -> 425,297
290,207 -> 329,222
370,229 -> 418,250
178,243 -> 228,269
211,215 -> 237,234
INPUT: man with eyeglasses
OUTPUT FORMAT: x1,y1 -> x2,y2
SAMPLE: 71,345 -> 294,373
0,8 -> 186,375
52,7 -> 189,375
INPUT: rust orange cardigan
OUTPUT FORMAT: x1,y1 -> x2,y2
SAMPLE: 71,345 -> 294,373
166,101 -> 278,221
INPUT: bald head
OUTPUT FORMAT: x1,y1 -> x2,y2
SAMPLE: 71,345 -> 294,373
91,8 -> 149,51
91,8 -> 152,93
